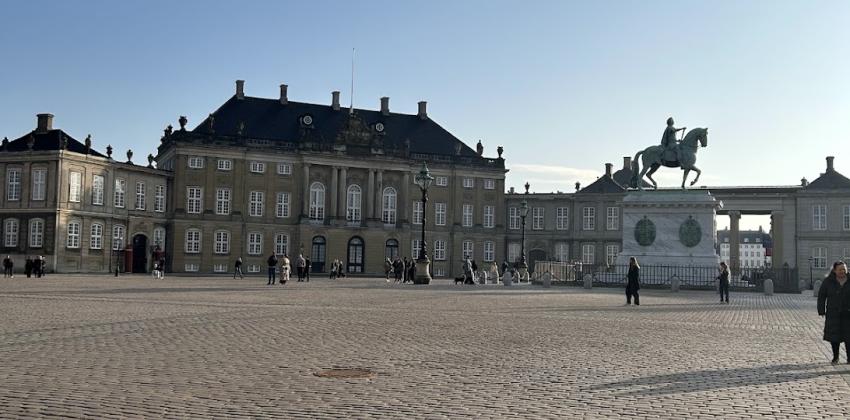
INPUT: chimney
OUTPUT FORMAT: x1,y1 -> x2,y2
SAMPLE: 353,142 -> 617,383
826,156 -> 835,172
235,80 -> 245,100
508,186 -> 515,194
575,182 -> 581,191
380,97 -> 390,116
417,101 -> 428,120
279,84 -> 288,105
605,163 -> 613,177
623,156 -> 632,169
331,91 -> 340,110
36,113 -> 54,132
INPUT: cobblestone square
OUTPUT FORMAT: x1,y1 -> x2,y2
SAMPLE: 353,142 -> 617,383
1,275 -> 848,419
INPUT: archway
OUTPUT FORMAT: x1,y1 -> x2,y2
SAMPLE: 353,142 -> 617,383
528,249 -> 547,273
132,234 -> 148,273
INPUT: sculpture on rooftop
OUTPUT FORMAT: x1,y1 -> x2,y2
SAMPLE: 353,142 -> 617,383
630,118 -> 709,190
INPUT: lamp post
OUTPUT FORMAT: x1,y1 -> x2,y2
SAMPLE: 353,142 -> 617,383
414,162 -> 434,284
518,199 -> 530,279
808,256 -> 814,289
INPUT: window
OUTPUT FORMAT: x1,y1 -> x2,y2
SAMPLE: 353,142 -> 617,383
411,239 -> 421,259
276,193 -> 290,218
463,177 -> 474,188
484,241 -> 495,262
247,264 -> 260,273
484,206 -> 495,228
309,182 -> 325,220
413,201 -> 423,225
606,207 -> 619,230
556,207 -> 569,230
215,188 -> 231,215
435,203 -> 447,226
274,233 -> 288,255
605,244 -> 619,265
32,169 -> 47,201
385,239 -> 399,259
582,207 -> 596,231
812,247 -> 827,269
346,185 -> 361,222
114,179 -> 126,208
532,207 -> 544,230
217,159 -> 232,171
813,205 -> 827,230
135,181 -> 146,210
214,230 -> 230,254
188,156 -> 204,169
484,179 -> 495,190
582,244 -> 595,265
187,187 -> 202,214
462,240 -> 474,259
435,176 -> 448,187
508,243 -> 521,263
249,191 -> 264,217
277,162 -> 292,175
112,225 -> 125,251
509,207 -> 520,230
462,204 -> 473,227
248,232 -> 263,255
4,219 -> 19,247
153,227 -> 165,248
555,243 -> 569,262
92,175 -> 104,205
6,168 -> 21,201
214,264 -> 227,273
844,206 -> 850,231
89,223 -> 103,250
382,187 -> 397,224
65,220 -> 79,248
185,264 -> 200,272
29,219 -> 44,248
843,248 -> 850,264
434,240 -> 446,260
154,185 -> 166,212
184,229 -> 201,254
249,161 -> 266,173
68,171 -> 82,202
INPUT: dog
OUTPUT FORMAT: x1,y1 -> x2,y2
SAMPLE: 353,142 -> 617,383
454,276 -> 465,285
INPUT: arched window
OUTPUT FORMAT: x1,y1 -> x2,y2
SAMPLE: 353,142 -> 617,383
382,187 -> 397,224
311,236 -> 326,272
29,218 -> 44,248
113,224 -> 126,251
385,239 -> 399,259
347,237 -> 364,273
346,184 -> 362,222
309,182 -> 325,220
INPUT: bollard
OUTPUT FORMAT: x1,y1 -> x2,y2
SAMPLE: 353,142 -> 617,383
583,273 -> 593,289
763,278 -> 774,296
670,275 -> 680,292
542,272 -> 551,288
813,279 -> 822,298
503,272 -> 513,287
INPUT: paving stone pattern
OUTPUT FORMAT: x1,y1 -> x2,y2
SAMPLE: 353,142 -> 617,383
1,275 -> 848,419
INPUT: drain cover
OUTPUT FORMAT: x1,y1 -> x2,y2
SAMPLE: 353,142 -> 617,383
314,368 -> 376,379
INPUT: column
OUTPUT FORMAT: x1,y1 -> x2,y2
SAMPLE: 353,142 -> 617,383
375,170 -> 384,220
302,163 -> 311,216
403,172 -> 410,223
366,169 -> 375,220
770,210 -> 784,269
729,211 -> 741,275
338,167 -> 347,220
330,166 -> 338,220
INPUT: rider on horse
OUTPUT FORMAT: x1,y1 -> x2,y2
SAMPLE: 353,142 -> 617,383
661,117 -> 686,164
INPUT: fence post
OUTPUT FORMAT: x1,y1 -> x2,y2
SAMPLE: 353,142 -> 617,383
670,275 -> 680,292
763,278 -> 774,296
542,271 -> 551,288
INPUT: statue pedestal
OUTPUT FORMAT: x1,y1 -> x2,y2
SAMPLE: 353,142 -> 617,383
616,190 -> 721,268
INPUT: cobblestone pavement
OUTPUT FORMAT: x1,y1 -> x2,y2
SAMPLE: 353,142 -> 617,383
1,275 -> 848,419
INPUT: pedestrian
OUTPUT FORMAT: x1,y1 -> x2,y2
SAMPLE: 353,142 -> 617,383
626,257 -> 640,306
267,253 -> 278,285
393,257 -> 404,283
463,257 -> 474,285
717,261 -> 730,304
234,257 -> 244,279
471,259 -> 479,284
304,256 -> 311,282
38,256 -> 46,277
402,257 -> 410,283
817,261 -> 850,364
3,255 -> 13,278
489,261 -> 499,284
385,257 -> 393,281
24,257 -> 32,278
296,254 -> 306,282
407,258 -> 416,283
280,254 -> 290,285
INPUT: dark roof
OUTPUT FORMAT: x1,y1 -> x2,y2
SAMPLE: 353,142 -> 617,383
612,167 -> 651,189
190,95 -> 480,157
578,175 -> 626,194
2,130 -> 106,158
805,168 -> 850,190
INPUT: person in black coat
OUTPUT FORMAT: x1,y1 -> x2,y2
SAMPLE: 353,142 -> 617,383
717,261 -> 730,304
817,261 -> 850,364
626,257 -> 640,306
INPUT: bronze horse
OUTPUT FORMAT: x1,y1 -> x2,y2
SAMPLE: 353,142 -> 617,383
630,127 -> 708,190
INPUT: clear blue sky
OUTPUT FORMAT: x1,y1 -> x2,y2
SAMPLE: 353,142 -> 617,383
2,0 -> 849,209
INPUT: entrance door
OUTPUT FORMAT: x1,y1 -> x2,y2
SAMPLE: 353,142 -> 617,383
132,234 -> 148,273
528,249 -> 547,273
348,237 -> 365,273
385,239 -> 399,260
311,236 -> 326,273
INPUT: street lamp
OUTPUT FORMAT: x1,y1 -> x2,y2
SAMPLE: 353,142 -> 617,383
518,199 -> 530,278
413,162 -> 434,285
808,256 -> 814,289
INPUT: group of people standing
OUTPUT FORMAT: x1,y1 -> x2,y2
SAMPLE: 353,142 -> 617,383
385,256 -> 416,283
3,255 -> 47,279
259,253 -> 310,286
623,258 -> 731,306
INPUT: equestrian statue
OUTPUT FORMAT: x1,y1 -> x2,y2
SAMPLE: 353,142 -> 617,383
629,117 -> 709,190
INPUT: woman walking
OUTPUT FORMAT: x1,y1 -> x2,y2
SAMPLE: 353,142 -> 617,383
817,261 -> 850,364
717,261 -> 730,304
626,257 -> 640,306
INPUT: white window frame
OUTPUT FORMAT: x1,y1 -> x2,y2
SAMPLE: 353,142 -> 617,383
217,159 -> 232,171
556,207 -> 569,230
484,241 -> 495,262
29,218 -> 44,248
68,171 -> 82,203
606,207 -> 619,231
346,185 -> 361,222
844,205 -> 850,231
114,179 -> 126,208
462,204 -> 473,227
184,229 -> 201,254
89,223 -> 103,250
187,187 -> 202,214
411,239 -> 421,259
153,227 -> 165,248
509,207 -> 520,230
484,205 -> 495,228
435,203 -> 447,226
216,188 -> 231,215
484,179 -> 495,190
434,239 -> 446,261
582,244 -> 595,265
135,181 -> 146,210
813,204 -> 827,231
248,232 -> 263,255
382,187 -> 397,224
812,246 -> 827,269
463,177 -> 474,188
582,207 -> 596,231
249,161 -> 266,173
65,220 -> 79,249
188,156 -> 204,169
249,191 -> 264,217
277,162 -> 292,175
154,185 -> 166,213
276,192 -> 290,218
462,240 -> 474,259
274,233 -> 288,255
214,230 -> 230,255
112,224 -> 125,251
309,182 -> 325,221
532,207 -> 544,230
435,176 -> 448,187
555,242 -> 569,262
413,201 -> 423,225
92,174 -> 104,205
214,264 -> 227,273
508,243 -> 521,264
184,263 -> 200,272
32,169 -> 47,201
605,244 -> 619,265
6,168 -> 21,201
